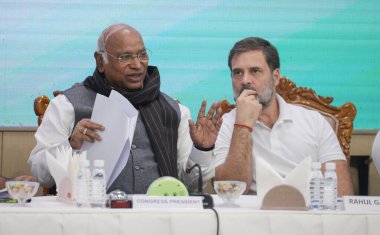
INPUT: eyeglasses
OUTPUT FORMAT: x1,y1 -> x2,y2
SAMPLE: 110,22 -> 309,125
100,49 -> 150,64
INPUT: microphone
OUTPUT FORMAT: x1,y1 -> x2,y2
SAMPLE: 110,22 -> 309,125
186,164 -> 213,209
186,164 -> 203,193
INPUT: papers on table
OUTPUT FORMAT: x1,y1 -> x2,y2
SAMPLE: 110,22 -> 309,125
81,90 -> 138,188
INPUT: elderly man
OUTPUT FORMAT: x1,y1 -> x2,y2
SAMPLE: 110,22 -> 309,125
28,23 -> 222,194
213,37 -> 353,196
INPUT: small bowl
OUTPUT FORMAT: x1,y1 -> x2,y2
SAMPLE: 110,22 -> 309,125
5,181 -> 39,205
214,181 -> 246,206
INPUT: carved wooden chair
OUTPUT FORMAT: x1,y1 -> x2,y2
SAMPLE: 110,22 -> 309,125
34,91 -> 62,125
219,76 -> 357,161
34,91 -> 61,195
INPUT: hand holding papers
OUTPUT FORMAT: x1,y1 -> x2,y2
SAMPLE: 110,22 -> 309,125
81,90 -> 138,189
256,156 -> 311,210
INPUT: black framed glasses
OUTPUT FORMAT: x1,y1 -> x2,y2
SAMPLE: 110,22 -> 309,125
100,49 -> 151,64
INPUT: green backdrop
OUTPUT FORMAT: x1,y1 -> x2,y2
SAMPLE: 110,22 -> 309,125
0,0 -> 379,129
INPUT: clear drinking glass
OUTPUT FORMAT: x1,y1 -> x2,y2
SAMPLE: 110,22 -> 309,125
5,181 -> 39,206
214,181 -> 246,207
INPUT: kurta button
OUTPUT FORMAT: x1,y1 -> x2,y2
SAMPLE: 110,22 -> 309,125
131,144 -> 136,149
134,165 -> 140,170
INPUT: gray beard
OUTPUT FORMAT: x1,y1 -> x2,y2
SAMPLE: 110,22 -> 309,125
258,84 -> 274,108
234,80 -> 275,108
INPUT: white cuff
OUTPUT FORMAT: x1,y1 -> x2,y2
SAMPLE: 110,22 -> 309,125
189,145 -> 214,166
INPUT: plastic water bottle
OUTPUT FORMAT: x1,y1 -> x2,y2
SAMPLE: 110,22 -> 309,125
309,162 -> 324,210
323,162 -> 337,210
91,160 -> 107,208
75,159 -> 91,208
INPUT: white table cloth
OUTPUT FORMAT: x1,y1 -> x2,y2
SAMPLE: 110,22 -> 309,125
1,195 -> 380,235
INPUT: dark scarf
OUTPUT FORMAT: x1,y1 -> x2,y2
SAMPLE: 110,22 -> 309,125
83,66 -> 179,177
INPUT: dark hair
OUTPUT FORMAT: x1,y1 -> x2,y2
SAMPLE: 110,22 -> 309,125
228,37 -> 280,72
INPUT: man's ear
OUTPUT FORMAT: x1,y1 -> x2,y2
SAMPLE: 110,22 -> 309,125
273,68 -> 280,86
94,52 -> 104,73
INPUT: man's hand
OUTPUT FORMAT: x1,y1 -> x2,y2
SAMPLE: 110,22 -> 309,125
189,101 -> 223,149
235,89 -> 262,127
13,175 -> 36,182
1,176 -> 36,189
69,118 -> 105,149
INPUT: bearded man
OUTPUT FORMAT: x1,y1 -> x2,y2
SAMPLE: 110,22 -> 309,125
213,37 -> 353,196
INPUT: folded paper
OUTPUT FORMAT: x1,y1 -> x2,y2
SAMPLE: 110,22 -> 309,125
256,156 -> 311,210
46,144 -> 87,203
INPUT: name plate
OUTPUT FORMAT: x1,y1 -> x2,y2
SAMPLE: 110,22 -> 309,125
343,196 -> 380,212
132,195 -> 203,209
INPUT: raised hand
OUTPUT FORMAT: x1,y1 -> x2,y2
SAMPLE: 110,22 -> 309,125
189,100 -> 223,149
69,118 -> 105,149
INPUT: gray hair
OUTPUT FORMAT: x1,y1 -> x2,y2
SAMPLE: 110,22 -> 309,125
96,23 -> 136,64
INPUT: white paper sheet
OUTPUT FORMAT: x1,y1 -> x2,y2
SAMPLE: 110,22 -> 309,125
109,90 -> 138,118
108,91 -> 138,187
256,156 -> 311,207
81,91 -> 138,188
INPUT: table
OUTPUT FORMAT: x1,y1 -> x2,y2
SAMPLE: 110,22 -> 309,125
1,195 -> 380,235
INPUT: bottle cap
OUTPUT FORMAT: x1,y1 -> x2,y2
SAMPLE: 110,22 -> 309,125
94,160 -> 105,167
311,162 -> 322,170
79,159 -> 90,167
325,162 -> 336,170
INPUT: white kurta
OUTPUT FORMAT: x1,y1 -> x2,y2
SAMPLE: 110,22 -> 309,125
28,94 -> 215,191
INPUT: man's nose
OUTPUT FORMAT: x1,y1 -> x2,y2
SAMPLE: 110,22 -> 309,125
242,73 -> 252,85
129,57 -> 143,69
